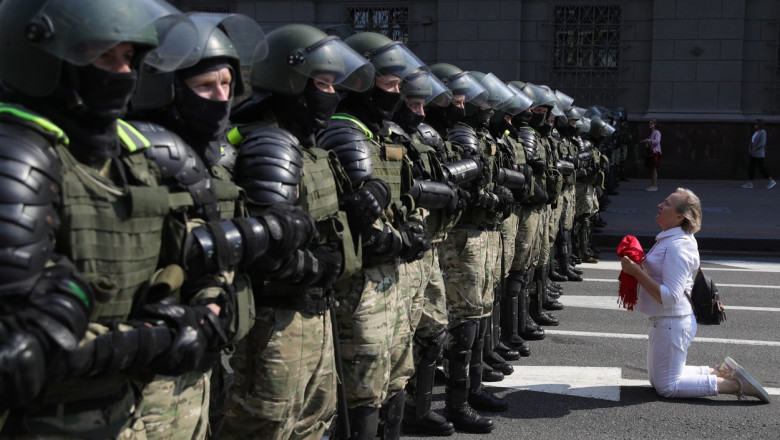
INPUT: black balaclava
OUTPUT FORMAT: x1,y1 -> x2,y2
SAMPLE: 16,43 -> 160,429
537,121 -> 553,137
394,104 -> 425,133
513,110 -> 532,127
371,85 -> 403,122
529,110 -> 547,128
38,63 -> 138,167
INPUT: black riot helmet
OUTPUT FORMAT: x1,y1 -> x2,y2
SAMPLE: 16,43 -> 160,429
344,31 -> 428,81
0,0 -> 196,97
251,24 -> 374,95
132,13 -> 265,111
430,63 -> 489,107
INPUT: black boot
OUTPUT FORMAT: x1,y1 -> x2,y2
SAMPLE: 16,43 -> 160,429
481,361 -> 504,382
377,391 -> 405,440
560,229 -> 583,281
519,267 -> 545,340
443,322 -> 494,433
578,217 -> 599,263
500,271 -> 531,355
548,244 -> 568,282
348,406 -> 381,440
403,332 -> 455,436
541,266 -> 564,311
531,269 -> 560,326
468,318 -> 508,412
484,309 -> 513,376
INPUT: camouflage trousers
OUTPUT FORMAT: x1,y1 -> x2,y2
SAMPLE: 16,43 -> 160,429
135,372 -> 210,440
538,205 -> 553,268
511,207 -> 543,272
575,183 -> 599,217
387,260 -> 422,399
1,384 -> 144,440
334,262 -> 399,409
501,213 -> 519,280
223,307 -> 336,440
410,243 -> 449,341
485,228 -> 503,314
561,185 -> 576,231
441,227 -> 491,329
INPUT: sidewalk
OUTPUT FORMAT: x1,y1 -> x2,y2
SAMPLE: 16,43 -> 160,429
591,179 -> 780,253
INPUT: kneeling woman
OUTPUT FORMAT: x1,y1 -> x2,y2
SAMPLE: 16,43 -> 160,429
620,188 -> 770,402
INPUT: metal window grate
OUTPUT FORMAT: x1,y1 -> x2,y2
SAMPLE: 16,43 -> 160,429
347,6 -> 409,42
549,3 -> 622,105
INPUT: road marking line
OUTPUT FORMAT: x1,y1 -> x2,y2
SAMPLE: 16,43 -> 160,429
559,295 -> 780,312
546,329 -> 780,347
583,278 -> 779,290
588,261 -> 780,272
492,366 -> 780,401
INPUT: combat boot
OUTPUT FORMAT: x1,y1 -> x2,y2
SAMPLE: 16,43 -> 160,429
531,269 -> 559,326
348,406 -> 380,440
443,322 -> 494,433
483,315 -> 512,376
377,391 -> 404,440
548,245 -> 568,282
500,271 -> 531,355
402,332 -> 455,436
559,229 -> 583,281
467,319 -> 508,412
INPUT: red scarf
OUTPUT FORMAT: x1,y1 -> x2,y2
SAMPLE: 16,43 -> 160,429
616,235 -> 645,310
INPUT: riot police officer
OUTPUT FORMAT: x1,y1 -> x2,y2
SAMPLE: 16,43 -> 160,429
220,24 -> 374,440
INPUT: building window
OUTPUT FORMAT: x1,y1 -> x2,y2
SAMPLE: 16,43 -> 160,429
550,3 -> 622,105
347,6 -> 409,42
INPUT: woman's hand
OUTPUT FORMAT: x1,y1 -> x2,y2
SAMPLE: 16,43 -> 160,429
621,256 -> 641,277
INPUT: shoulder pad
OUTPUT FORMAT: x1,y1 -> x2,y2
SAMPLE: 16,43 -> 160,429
236,126 -> 303,206
317,118 -> 373,187
447,124 -> 479,154
383,120 -> 410,140
415,123 -> 445,150
218,142 -> 237,175
0,121 -> 62,284
517,127 -> 537,153
128,120 -> 220,220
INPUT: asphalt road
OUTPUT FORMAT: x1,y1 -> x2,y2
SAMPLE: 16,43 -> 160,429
402,251 -> 780,440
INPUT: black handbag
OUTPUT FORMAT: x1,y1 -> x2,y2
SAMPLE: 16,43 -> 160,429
686,268 -> 726,325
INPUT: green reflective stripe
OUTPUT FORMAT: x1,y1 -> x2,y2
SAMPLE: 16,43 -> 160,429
332,114 -> 373,139
116,120 -> 150,152
67,280 -> 91,308
0,103 -> 69,145
227,126 -> 243,145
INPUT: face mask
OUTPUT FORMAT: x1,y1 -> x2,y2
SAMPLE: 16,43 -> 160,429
75,64 -> 137,122
395,104 -> 425,132
371,86 -> 403,120
478,107 -> 494,125
537,124 -> 552,136
529,111 -> 546,128
304,80 -> 341,130
445,103 -> 466,127
175,79 -> 232,140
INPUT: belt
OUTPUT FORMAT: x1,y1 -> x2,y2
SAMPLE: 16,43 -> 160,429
257,292 -> 334,315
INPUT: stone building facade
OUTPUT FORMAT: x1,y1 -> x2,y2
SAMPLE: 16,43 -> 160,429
172,0 -> 780,179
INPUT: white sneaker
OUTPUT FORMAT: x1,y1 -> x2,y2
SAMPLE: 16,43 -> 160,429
645,186 -> 657,191
741,182 -> 754,189
722,356 -> 771,403
767,180 -> 776,189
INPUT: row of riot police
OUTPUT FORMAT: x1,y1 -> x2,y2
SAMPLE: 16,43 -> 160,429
0,1 -> 617,439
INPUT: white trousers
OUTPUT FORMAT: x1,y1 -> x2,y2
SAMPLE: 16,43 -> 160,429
646,314 -> 718,398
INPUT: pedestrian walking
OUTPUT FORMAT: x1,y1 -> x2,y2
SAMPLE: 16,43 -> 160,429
742,119 -> 776,189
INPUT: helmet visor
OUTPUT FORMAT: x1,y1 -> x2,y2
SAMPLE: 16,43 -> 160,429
505,84 -> 534,115
578,117 -> 591,134
479,73 -> 516,110
179,13 -> 266,69
31,0 -> 196,72
402,70 -> 452,107
284,36 -> 375,92
444,71 -> 488,106
369,42 -> 428,80
554,90 -> 574,112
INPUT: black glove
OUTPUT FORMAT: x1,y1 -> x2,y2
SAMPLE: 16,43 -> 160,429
138,301 -> 210,375
398,218 -> 431,262
0,331 -> 46,408
260,203 -> 318,260
310,244 -> 342,287
528,157 -> 546,174
446,182 -> 468,215
493,185 -> 516,220
341,179 -> 391,229
528,181 -> 548,205
261,244 -> 343,288
471,188 -> 499,211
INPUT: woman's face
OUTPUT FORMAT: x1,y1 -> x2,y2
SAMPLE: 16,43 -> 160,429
655,192 -> 685,231
649,121 -> 655,130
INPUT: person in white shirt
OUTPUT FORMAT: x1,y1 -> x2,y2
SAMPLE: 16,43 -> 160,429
620,188 -> 770,402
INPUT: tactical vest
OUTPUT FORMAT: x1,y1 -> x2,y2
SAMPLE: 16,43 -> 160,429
457,124 -> 498,227
229,122 -> 360,293
541,136 -> 563,202
410,133 -> 461,238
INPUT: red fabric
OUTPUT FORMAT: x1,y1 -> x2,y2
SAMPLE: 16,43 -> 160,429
616,235 -> 645,310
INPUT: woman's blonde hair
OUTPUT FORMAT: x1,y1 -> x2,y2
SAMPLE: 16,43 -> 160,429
674,187 -> 702,234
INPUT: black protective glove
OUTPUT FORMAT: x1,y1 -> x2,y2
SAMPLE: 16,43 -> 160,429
471,188 -> 499,211
137,301 -> 212,375
528,156 -> 546,174
528,181 -> 548,206
261,244 -> 343,288
398,218 -> 431,262
341,179 -> 391,230
259,203 -> 318,260
493,185 -> 516,220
